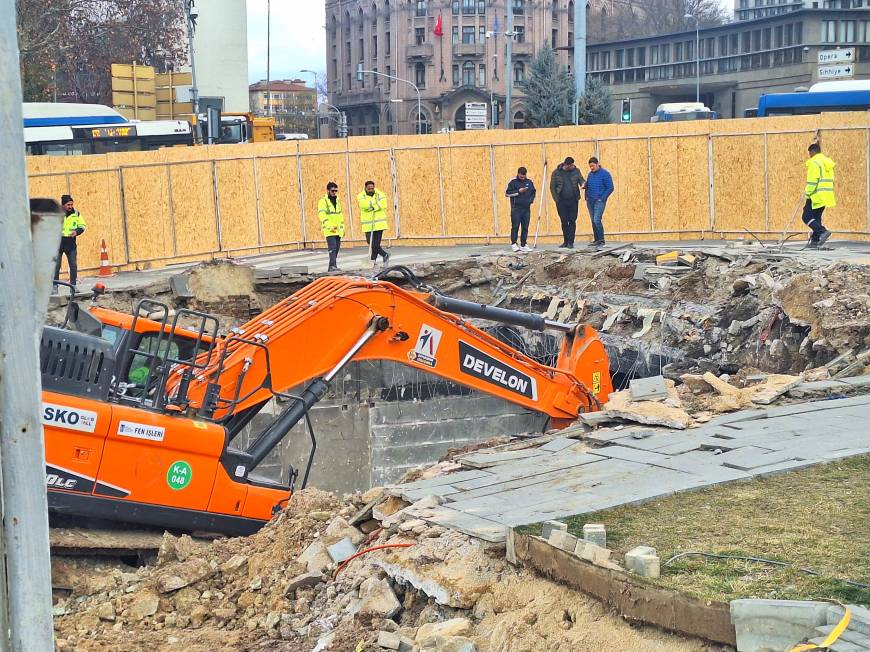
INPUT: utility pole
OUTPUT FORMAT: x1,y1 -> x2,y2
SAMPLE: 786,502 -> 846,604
185,0 -> 201,142
266,0 -> 271,116
0,1 -> 57,649
573,0 -> 586,124
505,0 -> 514,129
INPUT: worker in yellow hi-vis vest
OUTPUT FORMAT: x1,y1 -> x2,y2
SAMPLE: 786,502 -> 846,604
317,181 -> 345,272
802,142 -> 835,249
54,194 -> 86,287
356,180 -> 391,267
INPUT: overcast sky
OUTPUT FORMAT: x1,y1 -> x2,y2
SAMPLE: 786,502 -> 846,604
247,0 -> 326,84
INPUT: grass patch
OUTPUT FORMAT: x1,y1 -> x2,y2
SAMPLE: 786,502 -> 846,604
556,455 -> 870,604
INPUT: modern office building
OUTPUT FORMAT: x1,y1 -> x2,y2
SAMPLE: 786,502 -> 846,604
249,79 -> 318,136
586,6 -> 870,121
189,0 -> 250,112
324,0 -> 581,135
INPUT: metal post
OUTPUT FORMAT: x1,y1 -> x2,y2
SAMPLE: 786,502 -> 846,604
266,0 -> 271,117
505,0 -> 514,129
573,0 -> 586,124
695,20 -> 700,103
0,1 -> 56,648
186,1 -> 201,143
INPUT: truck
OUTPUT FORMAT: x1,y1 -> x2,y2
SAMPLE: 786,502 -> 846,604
198,112 -> 276,144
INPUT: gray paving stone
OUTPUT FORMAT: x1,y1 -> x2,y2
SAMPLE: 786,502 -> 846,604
539,436 -> 580,452
458,449 -> 551,469
591,445 -> 673,465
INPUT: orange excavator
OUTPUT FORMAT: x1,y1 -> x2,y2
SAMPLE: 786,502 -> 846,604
42,267 -> 612,536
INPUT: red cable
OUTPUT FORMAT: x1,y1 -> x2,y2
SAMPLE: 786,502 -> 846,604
332,543 -> 414,579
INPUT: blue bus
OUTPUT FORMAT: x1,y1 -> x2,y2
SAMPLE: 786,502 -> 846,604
755,88 -> 870,117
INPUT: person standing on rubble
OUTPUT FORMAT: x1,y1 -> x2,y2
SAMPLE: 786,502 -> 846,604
53,194 -> 86,287
356,180 -> 391,268
505,166 -> 536,253
318,182 -> 345,272
584,156 -> 614,250
549,157 -> 585,249
803,143 -> 835,249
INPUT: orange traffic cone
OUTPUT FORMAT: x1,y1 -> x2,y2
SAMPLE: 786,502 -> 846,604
99,239 -> 114,277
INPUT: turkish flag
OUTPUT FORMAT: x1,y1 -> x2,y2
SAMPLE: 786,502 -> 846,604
434,14 -> 443,36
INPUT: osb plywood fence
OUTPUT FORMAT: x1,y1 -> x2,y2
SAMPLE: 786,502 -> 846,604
28,113 -> 870,273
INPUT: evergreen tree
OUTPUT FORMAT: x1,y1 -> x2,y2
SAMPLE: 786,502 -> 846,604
518,48 -> 575,129
578,77 -> 613,125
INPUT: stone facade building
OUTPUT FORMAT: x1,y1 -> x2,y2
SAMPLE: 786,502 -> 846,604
324,0 -> 580,135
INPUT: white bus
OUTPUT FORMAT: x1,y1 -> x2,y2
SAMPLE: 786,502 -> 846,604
24,103 -> 193,156
650,102 -> 717,123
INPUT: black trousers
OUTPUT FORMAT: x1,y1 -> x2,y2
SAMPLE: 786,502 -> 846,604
365,230 -> 388,261
801,199 -> 826,242
54,238 -> 78,286
510,207 -> 531,246
556,198 -> 579,246
326,235 -> 341,269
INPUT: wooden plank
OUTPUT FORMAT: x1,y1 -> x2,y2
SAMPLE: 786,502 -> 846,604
215,159 -> 258,250
713,134 -> 765,233
169,161 -> 218,256
156,71 -> 193,87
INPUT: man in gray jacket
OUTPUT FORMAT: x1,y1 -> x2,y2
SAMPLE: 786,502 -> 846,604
549,157 -> 585,248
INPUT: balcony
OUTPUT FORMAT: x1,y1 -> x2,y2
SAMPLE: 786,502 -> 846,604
512,41 -> 534,57
406,43 -> 434,59
453,43 -> 485,57
335,88 -> 382,106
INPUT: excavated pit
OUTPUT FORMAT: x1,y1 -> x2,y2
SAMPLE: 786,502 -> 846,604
47,249 -> 870,492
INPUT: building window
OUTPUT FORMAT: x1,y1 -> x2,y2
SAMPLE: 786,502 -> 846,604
637,47 -> 645,66
453,64 -> 460,86
589,52 -> 598,71
774,26 -> 783,47
359,37 -> 364,60
795,22 -> 803,43
617,48 -> 625,67
478,0 -> 486,14
386,32 -> 391,54
661,43 -> 670,62
841,20 -> 856,41
415,62 -> 426,88
686,41 -> 693,60
462,0 -> 475,14
515,26 -> 525,42
416,0 -> 427,17
372,35 -> 378,58
741,32 -> 751,53
345,42 -> 351,64
479,25 -> 486,43
463,60 -> 475,85
821,20 -> 836,42
601,51 -> 610,69
752,30 -> 761,51
415,27 -> 426,45
626,48 -> 634,66
513,0 -> 525,15
386,65 -> 391,89
462,26 -> 475,43
862,20 -> 870,42
568,0 -> 575,21
730,33 -> 739,54
479,63 -> 486,85
346,72 -> 352,89
762,28 -> 771,49
452,0 -> 460,14
452,26 -> 459,44
552,29 -> 558,49
514,61 -> 525,82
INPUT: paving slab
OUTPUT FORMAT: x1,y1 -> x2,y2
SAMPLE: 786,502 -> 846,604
539,436 -> 580,453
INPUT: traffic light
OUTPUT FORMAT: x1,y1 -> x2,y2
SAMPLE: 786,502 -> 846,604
620,98 -> 631,123
356,63 -> 363,82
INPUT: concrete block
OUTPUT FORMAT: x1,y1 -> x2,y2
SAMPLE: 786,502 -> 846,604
505,528 -> 518,566
326,537 -> 356,564
254,268 -> 281,279
548,529 -> 579,553
377,630 -> 402,650
624,546 -> 660,578
282,571 -> 323,596
540,520 -> 567,540
629,375 -> 670,401
574,539 -> 612,565
582,523 -> 607,548
814,625 -> 870,649
169,274 -> 193,299
730,599 -> 829,652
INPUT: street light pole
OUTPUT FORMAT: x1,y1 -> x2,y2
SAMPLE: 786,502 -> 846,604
266,0 -> 271,116
185,1 -> 201,142
300,69 -> 320,138
685,13 -> 700,103
358,67 -> 421,135
574,0 -> 586,124
505,0 -> 514,129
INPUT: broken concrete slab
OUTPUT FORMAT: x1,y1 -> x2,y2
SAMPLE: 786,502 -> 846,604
548,529 -> 579,553
730,599 -> 830,652
625,546 -> 660,578
326,537 -> 357,564
629,375 -> 670,401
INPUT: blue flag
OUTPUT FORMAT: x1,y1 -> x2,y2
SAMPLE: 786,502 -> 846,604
493,15 -> 499,34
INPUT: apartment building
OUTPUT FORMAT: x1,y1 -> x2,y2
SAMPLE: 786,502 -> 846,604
249,79 -> 317,137
324,0 -> 579,135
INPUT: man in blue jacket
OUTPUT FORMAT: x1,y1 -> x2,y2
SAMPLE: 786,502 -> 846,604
584,157 -> 614,249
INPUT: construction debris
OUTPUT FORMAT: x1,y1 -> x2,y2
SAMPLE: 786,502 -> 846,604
602,378 -> 692,429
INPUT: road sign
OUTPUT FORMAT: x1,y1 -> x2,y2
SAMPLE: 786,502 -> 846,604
818,64 -> 855,80
818,49 -> 854,64
464,102 -> 488,129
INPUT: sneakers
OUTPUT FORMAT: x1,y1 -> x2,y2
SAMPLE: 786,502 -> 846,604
585,241 -> 598,247
511,243 -> 521,252
520,244 -> 533,253
382,251 -> 391,266
594,241 -> 606,250
818,229 -> 832,247
327,266 -> 341,272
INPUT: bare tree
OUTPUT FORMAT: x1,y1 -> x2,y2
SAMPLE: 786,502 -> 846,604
586,0 -> 729,44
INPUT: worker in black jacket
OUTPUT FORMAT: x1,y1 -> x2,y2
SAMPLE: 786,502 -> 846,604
504,167 -> 537,253
549,157 -> 585,249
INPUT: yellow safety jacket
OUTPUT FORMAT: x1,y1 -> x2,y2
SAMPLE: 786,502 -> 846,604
317,195 -> 346,238
356,189 -> 389,233
805,153 -> 836,210
61,210 -> 86,237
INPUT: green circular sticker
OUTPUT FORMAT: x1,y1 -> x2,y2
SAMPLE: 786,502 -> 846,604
167,461 -> 192,490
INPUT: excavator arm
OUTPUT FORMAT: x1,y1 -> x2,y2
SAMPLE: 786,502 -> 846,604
175,276 -> 612,427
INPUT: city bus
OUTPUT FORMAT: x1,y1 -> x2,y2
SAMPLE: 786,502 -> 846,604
24,103 -> 193,156
754,81 -> 870,117
650,102 -> 717,122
